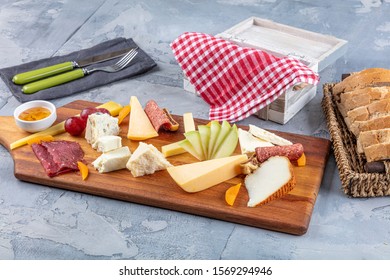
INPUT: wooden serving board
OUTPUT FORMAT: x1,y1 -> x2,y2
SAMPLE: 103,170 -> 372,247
0,100 -> 331,235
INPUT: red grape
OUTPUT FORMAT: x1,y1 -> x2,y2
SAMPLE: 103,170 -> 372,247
80,107 -> 110,122
80,107 -> 99,122
96,108 -> 110,115
65,116 -> 86,136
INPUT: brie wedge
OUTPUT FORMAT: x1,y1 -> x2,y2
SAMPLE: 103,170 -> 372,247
85,113 -> 120,149
92,146 -> 131,173
126,142 -> 172,177
238,128 -> 273,155
248,124 -> 292,146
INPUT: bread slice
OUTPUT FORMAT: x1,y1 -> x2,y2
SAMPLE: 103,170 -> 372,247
333,68 -> 390,95
244,156 -> 295,207
345,99 -> 390,128
350,115 -> 390,137
364,143 -> 390,162
336,86 -> 390,117
356,128 -> 390,154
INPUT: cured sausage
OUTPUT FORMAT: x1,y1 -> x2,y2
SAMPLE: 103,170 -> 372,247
144,100 -> 179,132
32,140 -> 85,177
255,143 -> 304,163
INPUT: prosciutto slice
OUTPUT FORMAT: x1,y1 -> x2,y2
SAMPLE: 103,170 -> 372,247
32,140 -> 85,177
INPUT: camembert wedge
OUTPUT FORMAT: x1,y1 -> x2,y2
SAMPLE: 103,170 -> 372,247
167,154 -> 248,193
245,156 -> 295,207
127,96 -> 158,140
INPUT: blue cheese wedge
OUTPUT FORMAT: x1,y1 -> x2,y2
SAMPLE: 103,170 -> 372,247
85,113 -> 120,149
238,128 -> 273,155
126,142 -> 172,177
92,146 -> 131,173
95,135 -> 122,153
248,124 -> 292,146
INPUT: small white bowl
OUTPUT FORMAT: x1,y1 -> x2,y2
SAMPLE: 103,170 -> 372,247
14,100 -> 57,133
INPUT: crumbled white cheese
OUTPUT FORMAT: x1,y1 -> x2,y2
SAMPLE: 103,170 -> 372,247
126,142 -> 172,177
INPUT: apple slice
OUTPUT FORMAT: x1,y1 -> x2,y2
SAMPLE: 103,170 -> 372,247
210,120 -> 231,158
198,125 -> 210,158
178,139 -> 203,161
213,124 -> 239,159
207,121 -> 221,159
181,131 -> 205,160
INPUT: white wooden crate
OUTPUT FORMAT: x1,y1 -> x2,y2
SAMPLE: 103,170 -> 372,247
183,17 -> 347,124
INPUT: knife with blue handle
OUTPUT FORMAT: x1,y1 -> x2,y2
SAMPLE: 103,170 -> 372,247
12,47 -> 133,85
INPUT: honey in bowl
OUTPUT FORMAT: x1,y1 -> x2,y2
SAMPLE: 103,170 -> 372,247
18,107 -> 51,121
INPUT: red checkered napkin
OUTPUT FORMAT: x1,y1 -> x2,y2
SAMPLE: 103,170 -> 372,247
171,32 -> 319,122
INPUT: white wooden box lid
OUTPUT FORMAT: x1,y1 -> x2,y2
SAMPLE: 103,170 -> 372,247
217,17 -> 348,72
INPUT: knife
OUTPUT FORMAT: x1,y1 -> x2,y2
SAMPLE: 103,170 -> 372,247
12,47 -> 133,85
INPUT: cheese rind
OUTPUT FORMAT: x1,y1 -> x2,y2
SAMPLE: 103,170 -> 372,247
126,142 -> 172,177
167,154 -> 248,193
127,96 -> 158,140
92,146 -> 131,173
95,135 -> 122,153
85,113 -> 120,149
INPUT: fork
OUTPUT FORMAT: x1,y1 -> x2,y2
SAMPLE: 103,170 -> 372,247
22,48 -> 139,94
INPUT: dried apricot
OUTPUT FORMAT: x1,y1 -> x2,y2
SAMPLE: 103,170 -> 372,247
77,161 -> 89,180
26,135 -> 54,145
225,183 -> 241,206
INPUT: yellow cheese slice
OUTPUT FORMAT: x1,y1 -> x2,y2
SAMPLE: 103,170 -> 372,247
162,142 -> 185,157
167,154 -> 248,193
127,96 -> 159,140
161,112 -> 196,157
183,112 -> 196,132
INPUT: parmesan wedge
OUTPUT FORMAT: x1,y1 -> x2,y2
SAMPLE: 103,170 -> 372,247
245,156 -> 295,207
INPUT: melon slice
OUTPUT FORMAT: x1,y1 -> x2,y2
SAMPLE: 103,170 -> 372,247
245,156 -> 295,207
127,96 -> 158,140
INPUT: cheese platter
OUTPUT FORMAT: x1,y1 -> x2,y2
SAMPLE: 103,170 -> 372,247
0,99 -> 331,235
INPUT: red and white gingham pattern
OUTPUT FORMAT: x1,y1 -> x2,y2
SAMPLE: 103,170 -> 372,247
171,32 -> 319,122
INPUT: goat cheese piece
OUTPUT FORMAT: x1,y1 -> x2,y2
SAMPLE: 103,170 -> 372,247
126,142 -> 172,177
85,113 -> 120,149
95,135 -> 122,153
92,146 -> 131,173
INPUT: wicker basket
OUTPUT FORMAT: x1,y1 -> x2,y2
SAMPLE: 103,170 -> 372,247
322,83 -> 390,197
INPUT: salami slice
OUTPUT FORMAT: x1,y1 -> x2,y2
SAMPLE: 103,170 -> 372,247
255,143 -> 304,163
32,140 -> 85,177
144,100 -> 178,132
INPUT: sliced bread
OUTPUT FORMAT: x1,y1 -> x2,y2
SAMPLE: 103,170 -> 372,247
356,128 -> 390,154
